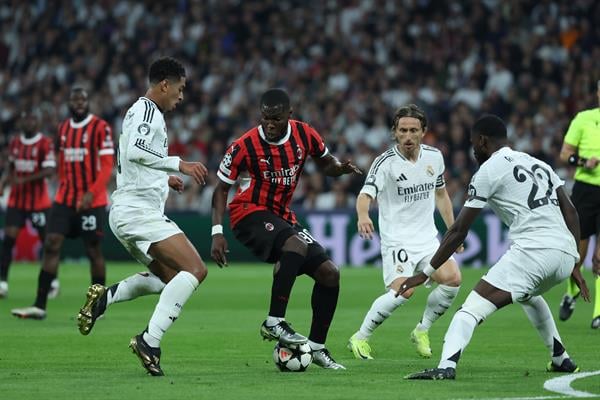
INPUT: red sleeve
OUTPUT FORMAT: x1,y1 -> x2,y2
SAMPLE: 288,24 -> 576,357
40,136 -> 56,168
307,124 -> 328,158
88,121 -> 114,197
217,139 -> 247,185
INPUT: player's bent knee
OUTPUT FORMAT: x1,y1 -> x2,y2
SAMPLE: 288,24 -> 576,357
459,291 -> 497,324
314,261 -> 339,287
282,235 -> 308,256
188,262 -> 208,283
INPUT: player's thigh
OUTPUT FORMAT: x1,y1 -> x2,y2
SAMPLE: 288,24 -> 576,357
148,233 -> 206,278
147,259 -> 178,284
431,257 -> 461,286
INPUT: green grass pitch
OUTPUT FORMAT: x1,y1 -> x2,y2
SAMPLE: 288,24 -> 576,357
0,262 -> 598,399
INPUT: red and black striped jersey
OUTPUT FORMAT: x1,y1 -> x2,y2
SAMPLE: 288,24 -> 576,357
217,120 -> 328,227
55,114 -> 114,208
7,133 -> 55,211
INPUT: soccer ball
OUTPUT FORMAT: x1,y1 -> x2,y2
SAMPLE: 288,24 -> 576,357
273,341 -> 313,372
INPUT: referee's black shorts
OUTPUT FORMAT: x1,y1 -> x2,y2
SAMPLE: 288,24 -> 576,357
232,210 -> 330,275
571,180 -> 600,239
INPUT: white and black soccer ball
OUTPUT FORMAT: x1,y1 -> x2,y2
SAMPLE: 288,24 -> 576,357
273,342 -> 313,372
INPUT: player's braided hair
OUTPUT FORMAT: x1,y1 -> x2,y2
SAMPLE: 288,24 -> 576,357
391,104 -> 427,132
148,57 -> 186,84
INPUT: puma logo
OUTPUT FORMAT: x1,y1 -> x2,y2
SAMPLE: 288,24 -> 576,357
260,157 -> 271,166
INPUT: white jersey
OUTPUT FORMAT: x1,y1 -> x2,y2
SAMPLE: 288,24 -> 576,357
112,97 -> 181,212
360,144 -> 446,250
465,147 -> 578,259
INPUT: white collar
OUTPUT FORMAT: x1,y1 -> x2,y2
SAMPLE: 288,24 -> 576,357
20,132 -> 42,145
258,122 -> 291,145
69,114 -> 94,129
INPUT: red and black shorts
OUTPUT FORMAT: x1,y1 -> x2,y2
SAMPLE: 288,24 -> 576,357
47,202 -> 106,242
232,210 -> 330,275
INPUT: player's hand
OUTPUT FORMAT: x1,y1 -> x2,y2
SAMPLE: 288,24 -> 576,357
592,261 -> 600,277
76,191 -> 93,212
395,273 -> 428,297
357,216 -> 375,240
455,243 -> 465,253
571,267 -> 590,302
340,160 -> 362,175
168,175 -> 184,193
211,234 -> 229,268
585,157 -> 599,169
179,161 -> 208,185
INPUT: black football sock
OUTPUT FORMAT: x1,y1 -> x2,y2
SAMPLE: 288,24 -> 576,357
33,269 -> 56,310
92,274 -> 106,285
308,283 -> 339,344
0,236 -> 16,281
268,251 -> 305,318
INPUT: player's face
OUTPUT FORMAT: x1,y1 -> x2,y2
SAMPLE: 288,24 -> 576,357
470,132 -> 488,165
261,109 -> 289,140
393,117 -> 424,155
69,90 -> 89,120
164,77 -> 186,111
20,111 -> 39,135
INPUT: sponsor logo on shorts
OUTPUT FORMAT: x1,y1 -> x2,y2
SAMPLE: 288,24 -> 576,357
264,222 -> 274,231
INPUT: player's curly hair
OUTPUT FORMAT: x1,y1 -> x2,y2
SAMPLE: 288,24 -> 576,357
391,104 -> 427,132
148,57 -> 186,84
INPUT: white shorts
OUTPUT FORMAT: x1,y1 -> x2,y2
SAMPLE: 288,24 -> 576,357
381,241 -> 447,287
482,245 -> 576,303
109,205 -> 183,266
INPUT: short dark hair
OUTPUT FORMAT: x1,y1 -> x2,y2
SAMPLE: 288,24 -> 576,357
391,104 -> 427,131
260,88 -> 290,114
472,114 -> 507,139
148,57 -> 186,84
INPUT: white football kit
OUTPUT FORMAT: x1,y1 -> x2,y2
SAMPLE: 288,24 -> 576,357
361,144 -> 448,286
464,147 -> 579,301
110,97 -> 183,265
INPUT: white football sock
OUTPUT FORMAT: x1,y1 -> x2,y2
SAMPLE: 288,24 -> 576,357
356,290 -> 408,340
438,291 -> 496,369
417,284 -> 460,331
143,271 -> 199,348
520,296 -> 569,364
107,272 -> 166,306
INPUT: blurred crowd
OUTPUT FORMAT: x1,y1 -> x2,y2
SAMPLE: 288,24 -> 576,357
1,0 -> 599,213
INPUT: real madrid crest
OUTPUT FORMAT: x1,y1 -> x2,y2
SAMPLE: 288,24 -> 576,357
426,165 -> 434,177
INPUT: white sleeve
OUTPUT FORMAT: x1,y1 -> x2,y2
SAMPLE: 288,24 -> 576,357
360,154 -> 388,198
124,106 -> 180,172
464,165 -> 493,209
436,152 -> 446,189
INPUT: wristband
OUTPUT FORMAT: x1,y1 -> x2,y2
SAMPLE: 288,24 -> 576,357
422,264 -> 436,277
568,154 -> 587,167
211,224 -> 223,236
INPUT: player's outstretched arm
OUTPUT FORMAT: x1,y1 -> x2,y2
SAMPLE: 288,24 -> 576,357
210,179 -> 231,268
356,193 -> 375,240
397,206 -> 480,297
435,187 -> 464,253
313,153 -> 362,177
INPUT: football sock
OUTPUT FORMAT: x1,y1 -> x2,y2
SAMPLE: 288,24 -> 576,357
91,275 -> 105,285
356,290 -> 408,340
308,283 -> 339,344
0,236 -> 16,281
593,277 -> 600,318
107,272 -> 166,306
33,269 -> 56,310
438,291 -> 497,369
417,284 -> 460,331
269,251 -> 305,318
144,271 -> 198,348
566,276 -> 580,298
308,340 -> 324,351
520,296 -> 569,364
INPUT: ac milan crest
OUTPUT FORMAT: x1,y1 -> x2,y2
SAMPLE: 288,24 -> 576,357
264,222 -> 275,231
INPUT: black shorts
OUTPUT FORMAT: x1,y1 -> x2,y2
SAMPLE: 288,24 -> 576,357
571,181 -> 600,239
47,203 -> 107,241
5,207 -> 49,233
232,210 -> 330,274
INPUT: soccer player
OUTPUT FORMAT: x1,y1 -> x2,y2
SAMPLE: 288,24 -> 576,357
347,104 -> 462,360
76,57 -> 208,377
557,80 -> 600,329
400,115 -> 589,380
11,87 -> 114,319
0,109 -> 56,298
211,88 -> 361,370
